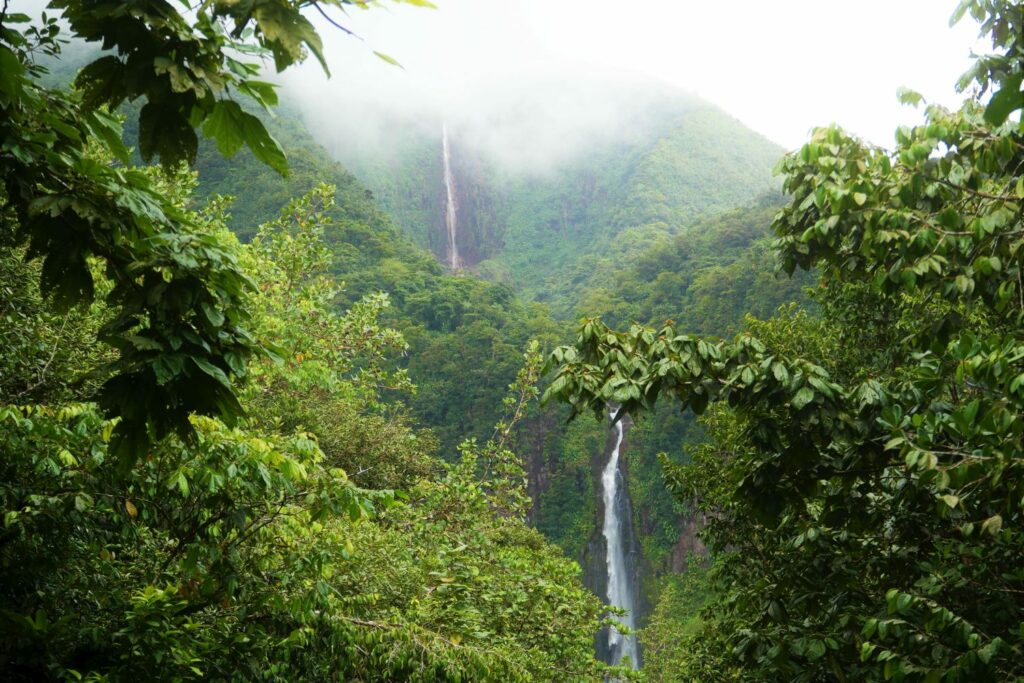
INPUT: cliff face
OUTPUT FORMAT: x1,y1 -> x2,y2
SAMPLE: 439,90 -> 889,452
668,512 -> 708,572
519,411 -> 558,526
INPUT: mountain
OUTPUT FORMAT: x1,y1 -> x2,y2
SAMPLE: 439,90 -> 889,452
299,77 -> 783,318
187,90 -> 806,634
164,102 -> 562,456
33,41 -> 808,667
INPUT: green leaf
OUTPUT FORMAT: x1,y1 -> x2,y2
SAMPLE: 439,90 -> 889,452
984,74 -> 1023,125
202,100 -> 247,157
896,87 -> 923,107
981,514 -> 1002,536
83,110 -> 130,164
373,51 -> 405,70
191,357 -> 232,389
0,46 -> 26,97
201,100 -> 288,176
949,0 -> 972,26
792,386 -> 815,410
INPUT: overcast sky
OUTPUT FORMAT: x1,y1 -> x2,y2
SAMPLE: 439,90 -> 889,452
293,0 -> 985,151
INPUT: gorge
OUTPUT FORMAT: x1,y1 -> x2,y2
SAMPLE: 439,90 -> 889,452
300,89 -> 791,670
7,3 -> 1016,681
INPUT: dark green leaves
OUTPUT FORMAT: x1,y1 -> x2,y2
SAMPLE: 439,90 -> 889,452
983,73 -> 1023,125
138,100 -> 199,167
202,100 -> 288,175
52,0 -> 343,173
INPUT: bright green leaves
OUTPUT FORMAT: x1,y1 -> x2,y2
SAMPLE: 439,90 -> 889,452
203,100 -> 288,175
774,102 -> 1024,324
373,51 -> 405,69
790,385 -> 815,410
0,3 -> 339,463
0,402 -> 384,680
897,86 -> 925,107
544,316 -> 845,439
951,1 -> 1024,125
981,513 -> 1003,536
543,3 -> 1024,680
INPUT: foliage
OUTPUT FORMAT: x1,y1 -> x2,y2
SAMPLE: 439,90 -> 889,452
0,224 -> 111,403
639,563 -> 722,683
130,52 -> 805,583
0,1 -> 625,679
0,0 -> 430,462
546,2 -> 1024,681
323,346 -> 625,681
2,155 -> 611,679
1,17 -> 254,461
170,98 -> 567,456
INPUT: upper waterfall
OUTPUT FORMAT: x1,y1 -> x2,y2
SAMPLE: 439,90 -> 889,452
441,123 -> 461,271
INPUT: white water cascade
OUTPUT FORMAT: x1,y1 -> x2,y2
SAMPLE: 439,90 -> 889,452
441,124 -> 461,270
602,406 -> 639,668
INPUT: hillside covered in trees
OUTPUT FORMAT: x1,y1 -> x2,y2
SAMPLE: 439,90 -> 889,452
4,1 -> 1024,682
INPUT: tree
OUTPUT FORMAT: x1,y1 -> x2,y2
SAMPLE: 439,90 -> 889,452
2,175 -> 615,680
545,2 -> 1024,680
0,0 -> 419,463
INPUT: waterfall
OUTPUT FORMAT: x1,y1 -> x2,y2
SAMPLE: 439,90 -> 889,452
441,124 -> 461,270
602,406 -> 639,668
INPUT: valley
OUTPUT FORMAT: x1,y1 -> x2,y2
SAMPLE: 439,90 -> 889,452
4,2 -> 1017,681
208,79 -> 809,667
175,74 -> 806,669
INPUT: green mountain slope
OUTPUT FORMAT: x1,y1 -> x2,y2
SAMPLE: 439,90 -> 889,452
313,85 -> 783,318
184,96 -> 812,637
530,197 -> 812,578
177,105 -> 564,455
127,78 -> 803,626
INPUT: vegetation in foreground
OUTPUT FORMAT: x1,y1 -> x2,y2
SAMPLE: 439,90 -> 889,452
0,3 -> 620,681
549,2 -> 1024,680
5,0 -> 1024,681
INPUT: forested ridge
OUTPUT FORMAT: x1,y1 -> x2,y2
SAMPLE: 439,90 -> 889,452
324,84 -> 783,319
3,1 -> 1023,682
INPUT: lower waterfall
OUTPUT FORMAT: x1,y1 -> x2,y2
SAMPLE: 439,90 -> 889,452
601,406 -> 640,668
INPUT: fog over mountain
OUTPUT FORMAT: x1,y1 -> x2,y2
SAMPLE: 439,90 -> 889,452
287,65 -> 707,176
281,0 -> 982,166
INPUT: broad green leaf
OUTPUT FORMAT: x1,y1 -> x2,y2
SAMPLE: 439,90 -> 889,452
984,74 -> 1023,125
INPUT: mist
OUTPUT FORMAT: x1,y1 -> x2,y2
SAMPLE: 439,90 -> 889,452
281,0 -> 983,175
282,4 -> 703,176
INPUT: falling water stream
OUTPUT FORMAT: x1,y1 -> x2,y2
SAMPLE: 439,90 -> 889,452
602,406 -> 639,668
441,124 -> 461,270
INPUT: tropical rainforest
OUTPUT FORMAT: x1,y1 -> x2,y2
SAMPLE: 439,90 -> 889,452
2,1 -> 1023,682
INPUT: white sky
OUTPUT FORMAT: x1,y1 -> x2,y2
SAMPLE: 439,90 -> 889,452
302,0 -> 985,150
